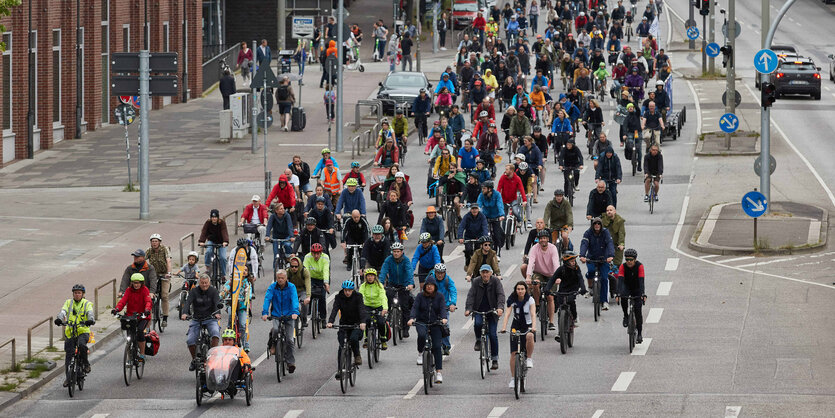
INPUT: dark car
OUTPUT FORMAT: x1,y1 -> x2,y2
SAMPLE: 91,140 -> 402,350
768,57 -> 822,100
756,45 -> 798,88
828,53 -> 835,82
377,71 -> 432,115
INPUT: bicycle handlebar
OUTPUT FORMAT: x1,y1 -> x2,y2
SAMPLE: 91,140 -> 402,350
267,315 -> 295,321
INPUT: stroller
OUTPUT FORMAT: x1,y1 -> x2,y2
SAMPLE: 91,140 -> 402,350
197,346 -> 254,405
344,33 -> 365,72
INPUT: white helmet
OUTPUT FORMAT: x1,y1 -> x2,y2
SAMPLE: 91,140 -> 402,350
519,162 -> 529,170
515,153 -> 526,161
579,12 -> 585,17
150,233 -> 162,241
188,251 -> 199,258
395,171 -> 406,179
656,80 -> 665,86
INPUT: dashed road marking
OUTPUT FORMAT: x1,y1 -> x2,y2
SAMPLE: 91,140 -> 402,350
725,406 -> 742,418
252,350 -> 269,368
404,379 -> 423,399
90,415 -> 110,418
631,338 -> 652,356
487,407 -> 508,417
591,410 -> 604,418
646,308 -> 663,324
284,411 -> 304,418
717,256 -> 754,264
656,282 -> 672,296
611,372 -> 635,391
0,240 -> 12,249
462,318 -> 474,330
664,258 -> 679,271
504,263 -> 518,280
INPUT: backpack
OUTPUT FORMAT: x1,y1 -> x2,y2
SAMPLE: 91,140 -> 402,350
276,85 -> 290,102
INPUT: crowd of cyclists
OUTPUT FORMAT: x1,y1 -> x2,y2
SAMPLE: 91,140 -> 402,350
55,0 -> 671,397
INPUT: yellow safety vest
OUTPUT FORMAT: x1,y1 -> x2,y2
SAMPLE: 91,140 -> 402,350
62,299 -> 93,339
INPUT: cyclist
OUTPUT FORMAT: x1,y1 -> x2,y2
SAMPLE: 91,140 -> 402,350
580,217 -> 615,309
408,277 -> 448,384
497,164 -> 528,231
586,181 -> 613,220
341,210 -> 369,269
617,248 -> 646,343
113,274 -> 151,360
304,184 -> 334,216
380,242 -> 415,338
466,236 -> 502,281
198,209 -> 230,280
319,160 -> 342,208
457,205 -> 489,267
266,203 -> 295,265
457,139 -> 480,172
304,243 -> 331,325
478,180 -> 506,250
261,269 -> 299,373
56,284 -> 95,386
266,175 -> 298,218
308,196 -> 335,246
174,251 -> 201,282
521,218 -> 548,275
420,206 -> 446,261
622,102 -> 642,155
516,163 -> 535,218
289,155 -> 313,198
471,160 -> 492,185
294,217 -> 327,258
219,328 -> 252,386
643,144 -> 663,202
413,89 -> 434,140
500,281 -> 536,387
465,264 -> 505,370
508,104 -> 531,153
544,251 -> 587,339
359,268 -> 389,350
375,119 -> 396,148
336,178 -> 367,222
227,237 -> 260,293
517,137 -> 542,190
582,99 -> 605,149
426,263 -> 457,355
593,62 -> 610,92
146,234 -> 172,328
464,172 -> 482,204
375,137 -> 400,168
239,195 -> 269,248
313,148 -> 340,178
220,264 -> 252,351
328,280 -> 368,375
412,233 -> 441,287
362,225 -> 391,271
432,147 -> 455,179
181,273 -> 221,371
378,190 -> 409,242
342,161 -> 367,189
544,189 -> 574,241
558,139 -> 584,193
119,249 -> 157,298
602,205 -> 626,267
387,171 -> 414,207
595,147 -> 623,208
392,109 -> 409,149
525,229 -> 561,329
287,256 -> 311,310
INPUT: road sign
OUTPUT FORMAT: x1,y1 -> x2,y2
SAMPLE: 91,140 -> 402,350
754,155 -> 777,176
114,104 -> 137,126
721,21 -> 742,39
741,191 -> 768,218
754,49 -> 779,74
722,90 -> 742,107
705,42 -> 721,58
292,16 -> 315,39
250,64 -> 280,89
119,96 -> 133,104
110,75 -> 179,96
111,52 -> 178,73
719,113 -> 739,133
685,19 -> 697,29
686,27 -> 700,40
256,111 -> 274,128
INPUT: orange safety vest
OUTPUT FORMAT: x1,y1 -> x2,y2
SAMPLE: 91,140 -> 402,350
321,167 -> 341,195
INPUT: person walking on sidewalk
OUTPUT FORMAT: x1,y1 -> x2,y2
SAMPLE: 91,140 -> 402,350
374,20 -> 389,61
387,33 -> 401,73
400,33 -> 414,72
219,70 -> 236,110
276,75 -> 295,132
256,39 -> 272,69
438,13 -> 448,50
237,41 -> 253,82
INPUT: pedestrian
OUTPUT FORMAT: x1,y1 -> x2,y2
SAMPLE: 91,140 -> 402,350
375,20 -> 389,61
438,13 -> 448,50
256,39 -> 272,69
276,75 -> 295,132
387,33 -> 400,73
219,69 -> 236,110
294,39 -> 308,75
401,33 -> 414,72
323,83 -> 336,122
529,0 -> 540,34
237,41 -> 253,82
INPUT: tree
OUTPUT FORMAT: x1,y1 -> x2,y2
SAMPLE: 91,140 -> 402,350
0,0 -> 22,51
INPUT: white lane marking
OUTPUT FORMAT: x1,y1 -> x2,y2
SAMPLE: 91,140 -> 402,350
0,215 -> 159,224
446,245 -> 465,262
831,93 -> 835,100
646,308 -> 663,324
631,338 -> 652,356
736,257 -> 796,268
284,411 -> 304,418
824,86 -> 831,92
725,406 -> 742,418
90,415 -> 110,418
611,372 -> 635,391
717,256 -> 754,264
685,81 -> 702,136
809,220 -> 822,244
404,379 -> 423,399
592,410 -> 605,418
19,228 -> 39,231
664,258 -> 679,271
487,407 -> 508,417
252,349 -> 269,368
656,282 -> 672,296
0,240 -> 12,248
462,318 -> 474,330
504,263 -> 518,280
787,17 -> 794,22
581,166 -> 588,174
695,203 -> 722,246
699,254 -> 719,259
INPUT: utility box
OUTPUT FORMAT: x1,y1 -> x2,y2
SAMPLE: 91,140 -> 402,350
230,92 -> 251,138
219,110 -> 232,142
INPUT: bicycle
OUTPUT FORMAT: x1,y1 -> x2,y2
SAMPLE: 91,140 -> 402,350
561,166 -> 578,207
623,295 -> 643,353
204,243 -> 224,289
309,283 -> 326,339
243,223 -> 265,279
626,131 -> 640,176
295,297 -> 306,349
266,237 -> 293,274
487,218 -> 503,258
647,175 -> 661,214
116,312 -> 149,386
60,318 -> 90,397
532,280 -> 548,342
414,320 -> 443,394
506,329 -> 530,399
365,307 -> 384,369
461,238 -> 481,269
151,279 -> 168,333
443,194 -> 460,242
555,291 -> 578,354
586,259 -> 606,322
176,273 -> 196,319
346,243 -> 364,287
334,324 -> 361,393
471,309 -> 497,379
386,285 -> 406,347
267,315 -> 294,382
503,202 -> 520,250
415,113 -> 428,147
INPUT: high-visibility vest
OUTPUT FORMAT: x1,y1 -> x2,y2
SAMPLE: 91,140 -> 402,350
321,167 -> 341,195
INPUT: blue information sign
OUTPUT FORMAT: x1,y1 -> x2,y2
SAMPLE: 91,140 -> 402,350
719,113 -> 739,133
741,191 -> 768,218
687,27 -> 700,40
754,49 -> 779,74
705,43 -> 721,58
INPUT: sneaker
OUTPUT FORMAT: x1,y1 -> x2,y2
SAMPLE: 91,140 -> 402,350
654,195 -> 659,201
602,303 -> 609,311
443,346 -> 450,356
637,166 -> 642,172
623,317 -> 628,328
491,360 -> 499,370
435,371 -> 443,384
402,329 -> 410,338
84,364 -> 91,374
416,354 -> 423,365
644,195 -> 649,202
584,292 -> 591,299
473,340 -> 482,351
334,372 -> 342,380
161,318 -> 168,328
508,378 -> 516,388
636,333 -> 643,344
288,364 -> 296,374
527,222 -> 533,229
62,379 -> 70,387
354,355 -> 363,366
555,335 -> 561,342
548,322 -> 556,330
189,359 -> 197,372
362,340 -> 368,349
382,342 -> 388,350
526,358 -> 533,369
573,319 -> 579,327
440,47 -> 447,51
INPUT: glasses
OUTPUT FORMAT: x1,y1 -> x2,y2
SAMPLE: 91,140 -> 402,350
289,265 -> 299,269
625,258 -> 635,262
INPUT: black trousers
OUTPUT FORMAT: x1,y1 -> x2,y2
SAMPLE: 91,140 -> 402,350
621,296 -> 643,333
64,333 -> 90,379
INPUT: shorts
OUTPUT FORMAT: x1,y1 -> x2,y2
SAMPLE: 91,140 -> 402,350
186,319 -> 221,346
509,323 -> 531,352
278,102 -> 292,114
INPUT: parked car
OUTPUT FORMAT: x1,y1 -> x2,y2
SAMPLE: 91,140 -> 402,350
828,53 -> 835,82
453,0 -> 479,30
768,57 -> 822,100
377,71 -> 432,115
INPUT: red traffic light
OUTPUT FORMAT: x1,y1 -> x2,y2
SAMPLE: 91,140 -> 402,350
761,82 -> 777,108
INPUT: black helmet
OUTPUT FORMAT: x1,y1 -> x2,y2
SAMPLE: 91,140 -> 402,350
554,189 -> 565,196
624,248 -> 638,259
478,235 -> 492,244
533,126 -> 542,132
482,180 -> 494,189
537,229 -> 550,238
72,284 -> 86,293
305,217 -> 317,225
237,237 -> 248,247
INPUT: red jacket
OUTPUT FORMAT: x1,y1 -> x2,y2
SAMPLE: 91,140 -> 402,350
497,172 -> 527,204
473,16 -> 486,30
375,145 -> 400,165
242,203 -> 269,224
116,285 -> 152,319
266,174 -> 297,209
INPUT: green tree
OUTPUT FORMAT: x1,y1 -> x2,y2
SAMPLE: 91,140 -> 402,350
0,0 -> 22,51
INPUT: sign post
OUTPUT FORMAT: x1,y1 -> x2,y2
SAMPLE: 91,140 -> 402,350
742,189 -> 768,246
114,104 -> 137,191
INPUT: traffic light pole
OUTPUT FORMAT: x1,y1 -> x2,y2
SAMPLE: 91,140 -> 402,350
760,0 -> 798,213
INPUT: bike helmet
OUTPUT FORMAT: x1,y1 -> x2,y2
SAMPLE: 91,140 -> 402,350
533,125 -> 542,132
237,237 -> 248,247
482,180 -> 494,189
351,161 -> 361,168
518,162 -> 529,170
554,189 -> 565,196
591,217 -> 603,226
149,233 -> 162,241
579,11 -> 585,16
381,118 -> 390,125
434,263 -> 447,272
562,250 -> 578,260
479,110 -> 488,118
130,273 -> 145,282
342,280 -> 356,290
624,248 -> 638,259
478,235 -> 492,244
221,329 -> 237,339
419,232 -> 432,243
346,178 -> 359,187
188,250 -> 199,259
321,148 -> 331,154
599,62 -> 606,68
396,108 -> 404,115
305,217 -> 317,225
656,79 -> 665,86
364,268 -> 378,277
371,224 -> 384,234
515,153 -> 526,161
311,243 -> 324,253
72,284 -> 86,293
391,242 -> 404,251
537,229 -> 550,238
395,171 -> 406,179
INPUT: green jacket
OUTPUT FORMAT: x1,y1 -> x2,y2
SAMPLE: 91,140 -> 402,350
509,115 -> 531,138
303,253 -> 331,284
287,257 -> 312,296
543,197 -> 574,230
602,213 -> 626,264
392,116 -> 409,137
359,280 -> 388,310
58,298 -> 94,339
466,249 -> 501,277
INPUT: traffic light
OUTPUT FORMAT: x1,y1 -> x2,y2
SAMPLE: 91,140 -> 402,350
762,82 -> 777,108
720,45 -> 733,68
699,0 -> 711,16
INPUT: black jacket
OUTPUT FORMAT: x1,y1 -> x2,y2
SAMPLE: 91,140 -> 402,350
342,218 -> 369,245
362,237 -> 391,269
617,261 -> 645,296
294,227 -> 328,256
544,264 -> 586,295
559,145 -> 584,168
465,275 -> 506,312
309,207 -> 334,231
288,162 -> 311,188
329,290 -> 367,325
643,152 -> 664,176
184,286 -> 221,319
219,75 -> 236,96
586,189 -> 613,218
378,200 -> 409,229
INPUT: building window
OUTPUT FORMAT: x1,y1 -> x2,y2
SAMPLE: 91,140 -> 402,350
52,29 -> 61,124
122,24 -> 129,52
78,27 -> 84,121
2,33 -> 10,132
163,21 -> 169,52
30,30 -> 37,128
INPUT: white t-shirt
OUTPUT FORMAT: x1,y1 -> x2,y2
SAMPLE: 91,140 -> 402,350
287,174 -> 300,188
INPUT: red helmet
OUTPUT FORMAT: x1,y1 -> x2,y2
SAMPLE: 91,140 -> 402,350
311,243 -> 323,253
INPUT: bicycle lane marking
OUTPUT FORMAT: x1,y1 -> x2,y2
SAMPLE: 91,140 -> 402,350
591,410 -> 605,418
646,308 -> 663,324
611,371 -> 635,391
403,379 -> 423,399
656,282 -> 672,296
664,258 -> 679,271
487,407 -> 508,417
725,406 -> 742,418
631,338 -> 652,356
284,411 -> 305,418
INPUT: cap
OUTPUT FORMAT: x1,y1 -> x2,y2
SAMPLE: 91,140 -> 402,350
210,209 -> 220,217
479,264 -> 493,273
395,171 -> 406,178
252,194 -> 261,201
426,206 -> 437,213
325,159 -> 334,166
131,249 -> 146,257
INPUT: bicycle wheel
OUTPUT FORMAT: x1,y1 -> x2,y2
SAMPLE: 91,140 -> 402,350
568,313 -> 575,348
367,329 -> 374,370
123,343 -> 133,386
245,373 -> 253,406
558,310 -> 567,354
632,152 -> 637,176
593,280 -> 601,322
479,338 -> 486,379
339,348 -> 348,394
67,358 -> 76,397
349,358 -> 357,387
628,306 -> 636,353
539,300 -> 548,340
76,361 -> 85,391
178,291 -> 187,318
423,350 -> 432,394
514,352 -> 522,399
135,343 -> 145,379
374,329 -> 381,363
394,309 -> 402,343
649,185 -> 655,214
195,371 -> 203,406
296,318 -> 304,349
275,340 -> 283,382
311,300 -> 319,339
482,335 -> 491,376
504,219 -> 513,250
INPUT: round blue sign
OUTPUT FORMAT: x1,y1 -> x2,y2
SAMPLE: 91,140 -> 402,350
741,191 -> 768,218
754,49 -> 779,74
719,113 -> 739,134
686,27 -> 700,40
705,42 -> 721,58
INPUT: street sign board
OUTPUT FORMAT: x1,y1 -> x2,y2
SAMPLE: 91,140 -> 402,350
754,49 -> 779,74
754,155 -> 777,176
148,52 -> 179,73
705,42 -> 721,58
250,63 -> 280,89
110,75 -> 179,96
292,16 -> 315,39
114,104 -> 137,126
722,90 -> 742,107
111,52 -> 178,73
719,113 -> 739,133
686,27 -> 700,40
741,191 -> 768,218
111,53 -> 140,72
256,111 -> 274,128
721,21 -> 742,39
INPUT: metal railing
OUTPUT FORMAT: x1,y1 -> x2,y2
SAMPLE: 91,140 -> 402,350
223,210 -> 240,236
203,43 -> 242,92
354,99 -> 383,129
27,317 -> 54,361
179,232 -> 196,266
94,279 -> 117,317
0,338 -> 15,370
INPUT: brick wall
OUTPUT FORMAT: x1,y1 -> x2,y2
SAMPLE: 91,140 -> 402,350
0,0 -> 202,166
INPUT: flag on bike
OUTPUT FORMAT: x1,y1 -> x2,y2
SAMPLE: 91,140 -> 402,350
230,247 -> 248,337
649,17 -> 659,40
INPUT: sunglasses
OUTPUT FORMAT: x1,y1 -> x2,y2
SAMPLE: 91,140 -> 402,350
625,258 -> 635,262
289,265 -> 299,269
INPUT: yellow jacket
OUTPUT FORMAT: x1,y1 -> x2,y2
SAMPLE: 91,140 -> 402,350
482,72 -> 499,92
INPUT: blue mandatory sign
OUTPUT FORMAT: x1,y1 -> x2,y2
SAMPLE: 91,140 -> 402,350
705,42 -> 721,58
686,27 -> 700,40
719,113 -> 739,133
754,49 -> 779,74
741,191 -> 768,218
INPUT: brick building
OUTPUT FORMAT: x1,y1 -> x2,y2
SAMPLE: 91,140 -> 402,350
0,0 -> 203,166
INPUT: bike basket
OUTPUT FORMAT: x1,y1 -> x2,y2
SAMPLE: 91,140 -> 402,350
243,224 -> 259,234
144,331 -> 161,356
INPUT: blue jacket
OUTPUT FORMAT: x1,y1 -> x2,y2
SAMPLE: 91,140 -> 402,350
427,271 -> 457,307
265,211 -> 294,239
256,45 -> 272,65
411,244 -> 441,271
595,153 -> 622,181
506,20 -> 520,33
379,255 -> 414,287
478,191 -> 505,219
473,168 -> 492,185
262,282 -> 300,317
579,228 -> 615,260
458,211 -> 489,239
551,117 -> 573,133
430,125 -> 454,143
518,143 -> 542,168
562,99 -> 581,122
335,188 -> 366,215
435,73 -> 457,95
412,94 -> 433,114
410,280 -> 449,323
511,92 -> 531,108
449,113 -> 466,134
313,157 -> 340,177
420,216 -> 445,242
531,75 -> 550,90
